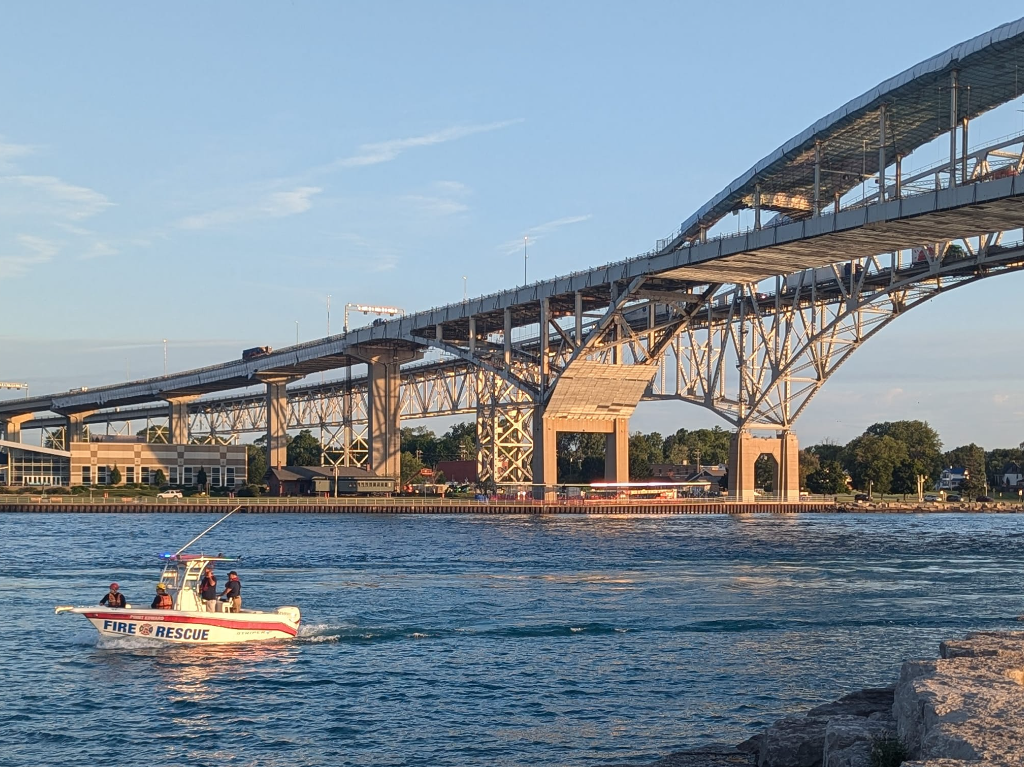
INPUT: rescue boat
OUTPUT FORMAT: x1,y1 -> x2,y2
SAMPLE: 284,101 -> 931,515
55,508 -> 301,644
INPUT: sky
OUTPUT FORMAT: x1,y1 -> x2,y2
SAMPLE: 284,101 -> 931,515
2,1 -> 1024,452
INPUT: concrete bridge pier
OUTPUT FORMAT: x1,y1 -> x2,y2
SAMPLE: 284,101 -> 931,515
728,429 -> 800,502
165,396 -> 196,444
0,414 -> 29,443
353,347 -> 420,479
532,414 -> 630,499
261,378 -> 292,470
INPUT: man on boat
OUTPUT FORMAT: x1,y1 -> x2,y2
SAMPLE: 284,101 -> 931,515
151,583 -> 173,610
99,583 -> 126,608
220,571 -> 241,612
200,566 -> 218,612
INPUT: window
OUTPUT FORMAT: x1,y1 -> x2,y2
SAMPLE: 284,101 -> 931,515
226,467 -> 235,486
141,467 -> 151,484
183,467 -> 194,486
97,466 -> 110,485
82,467 -> 91,485
126,466 -> 135,484
170,466 -> 179,485
211,467 -> 222,487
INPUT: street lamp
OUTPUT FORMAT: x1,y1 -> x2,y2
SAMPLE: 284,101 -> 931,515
163,339 -> 167,375
524,236 -> 528,285
295,320 -> 299,345
463,276 -> 467,302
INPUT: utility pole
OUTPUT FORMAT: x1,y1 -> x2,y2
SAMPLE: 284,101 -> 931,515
163,339 -> 168,375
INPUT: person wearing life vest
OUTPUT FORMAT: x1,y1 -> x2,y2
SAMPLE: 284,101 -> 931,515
199,567 -> 218,612
220,571 -> 241,613
100,583 -> 126,608
151,583 -> 173,610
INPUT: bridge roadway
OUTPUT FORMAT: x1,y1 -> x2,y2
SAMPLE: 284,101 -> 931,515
4,17 -> 1024,499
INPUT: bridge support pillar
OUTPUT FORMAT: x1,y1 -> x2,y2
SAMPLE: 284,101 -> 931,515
351,347 -> 419,479
605,418 -> 629,483
65,411 -> 95,445
0,414 -> 29,443
263,379 -> 291,470
165,396 -> 196,445
729,430 -> 800,502
532,414 -> 631,499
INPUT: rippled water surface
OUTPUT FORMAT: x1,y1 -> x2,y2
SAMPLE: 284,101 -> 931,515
2,512 -> 1023,766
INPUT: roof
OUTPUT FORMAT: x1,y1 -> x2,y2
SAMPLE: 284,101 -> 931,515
667,16 -> 1024,248
0,439 -> 70,458
267,465 -> 380,482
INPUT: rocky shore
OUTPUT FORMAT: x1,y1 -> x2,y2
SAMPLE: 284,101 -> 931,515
622,631 -> 1024,767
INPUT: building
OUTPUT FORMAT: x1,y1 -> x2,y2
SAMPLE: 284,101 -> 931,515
937,467 -> 968,491
1,438 -> 246,488
999,462 -> 1023,488
434,460 -> 477,483
266,465 -> 396,496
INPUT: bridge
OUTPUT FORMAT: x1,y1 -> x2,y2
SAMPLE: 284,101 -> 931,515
5,17 -> 1024,499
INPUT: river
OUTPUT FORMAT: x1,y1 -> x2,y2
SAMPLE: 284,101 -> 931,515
1,512 -> 1021,766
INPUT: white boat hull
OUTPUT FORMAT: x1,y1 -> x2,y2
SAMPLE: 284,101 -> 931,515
60,607 -> 300,644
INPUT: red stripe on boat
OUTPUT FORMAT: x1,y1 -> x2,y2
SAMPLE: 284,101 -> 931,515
83,612 -> 298,636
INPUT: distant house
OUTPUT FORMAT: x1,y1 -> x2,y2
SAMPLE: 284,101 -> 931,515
999,462 -> 1023,488
266,465 -> 395,496
936,466 -> 968,491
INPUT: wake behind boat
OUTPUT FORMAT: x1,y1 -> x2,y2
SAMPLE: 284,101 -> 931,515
55,508 -> 301,644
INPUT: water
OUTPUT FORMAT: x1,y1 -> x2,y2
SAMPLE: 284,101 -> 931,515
1,512 -> 1022,766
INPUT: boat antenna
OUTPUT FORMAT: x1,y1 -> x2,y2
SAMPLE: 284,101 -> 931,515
174,506 -> 242,557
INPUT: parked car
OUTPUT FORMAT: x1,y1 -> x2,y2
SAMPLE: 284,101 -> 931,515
976,495 -> 994,502
924,493 -> 941,502
854,493 -> 870,502
157,489 -> 183,498
946,494 -> 962,502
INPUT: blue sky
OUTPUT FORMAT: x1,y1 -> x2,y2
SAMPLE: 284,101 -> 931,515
3,2 -> 1024,451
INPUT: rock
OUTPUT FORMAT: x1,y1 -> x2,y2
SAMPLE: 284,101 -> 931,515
757,716 -> 828,767
894,633 -> 1024,765
821,715 -> 895,767
805,687 -> 894,719
735,735 -> 762,754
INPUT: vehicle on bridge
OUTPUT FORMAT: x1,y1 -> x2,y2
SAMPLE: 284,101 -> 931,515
242,346 -> 273,361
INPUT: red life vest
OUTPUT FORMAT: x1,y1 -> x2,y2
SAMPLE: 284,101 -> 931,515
155,593 -> 172,609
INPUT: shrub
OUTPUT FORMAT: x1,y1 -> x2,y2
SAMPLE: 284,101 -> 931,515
870,734 -> 909,767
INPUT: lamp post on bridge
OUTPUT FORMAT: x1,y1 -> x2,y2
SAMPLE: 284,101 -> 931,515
524,236 -> 528,286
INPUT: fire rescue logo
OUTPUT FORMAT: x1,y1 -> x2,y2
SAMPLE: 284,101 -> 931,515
138,623 -> 153,636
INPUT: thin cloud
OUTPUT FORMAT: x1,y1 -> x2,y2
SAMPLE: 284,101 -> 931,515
401,195 -> 469,217
0,137 -> 35,171
1,175 -> 113,220
498,214 -> 592,256
179,185 -> 322,230
0,234 -> 59,278
330,120 -> 522,170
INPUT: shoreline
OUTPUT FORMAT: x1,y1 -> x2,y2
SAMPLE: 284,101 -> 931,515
624,630 -> 1024,767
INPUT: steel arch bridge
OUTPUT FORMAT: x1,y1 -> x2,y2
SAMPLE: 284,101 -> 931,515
5,17 -> 1024,499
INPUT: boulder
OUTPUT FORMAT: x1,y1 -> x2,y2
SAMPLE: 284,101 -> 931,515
894,633 -> 1024,765
756,716 -> 828,767
805,687 -> 894,719
821,715 -> 895,767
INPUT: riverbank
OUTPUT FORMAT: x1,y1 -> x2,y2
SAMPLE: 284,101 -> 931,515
0,497 -> 837,514
631,630 -> 1024,767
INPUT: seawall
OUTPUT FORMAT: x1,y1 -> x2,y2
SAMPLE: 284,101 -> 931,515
0,498 -> 837,514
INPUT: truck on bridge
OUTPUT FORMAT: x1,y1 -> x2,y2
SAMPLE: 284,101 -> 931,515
242,346 -> 273,361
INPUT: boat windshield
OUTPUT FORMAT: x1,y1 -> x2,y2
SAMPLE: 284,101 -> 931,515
158,555 -> 238,611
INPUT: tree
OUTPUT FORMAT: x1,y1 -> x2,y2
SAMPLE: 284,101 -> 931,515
944,443 -> 986,492
400,451 -> 425,485
806,461 -> 847,495
891,461 -> 920,498
288,429 -> 322,466
437,422 -> 476,462
808,440 -> 845,465
109,465 -> 122,486
799,449 -> 821,489
847,433 -> 907,494
152,469 -> 167,487
629,432 -> 663,479
754,454 -> 776,492
556,432 -> 605,483
196,467 -> 207,489
865,421 -> 943,484
663,427 -> 732,466
959,472 -> 986,499
401,427 -> 438,465
246,443 -> 267,484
